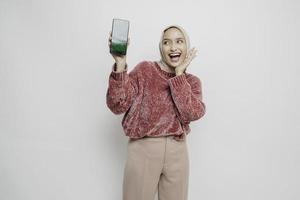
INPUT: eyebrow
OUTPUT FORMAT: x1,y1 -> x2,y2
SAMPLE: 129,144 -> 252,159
163,37 -> 185,40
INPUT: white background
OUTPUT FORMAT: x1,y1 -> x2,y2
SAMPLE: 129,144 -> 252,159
1,0 -> 299,200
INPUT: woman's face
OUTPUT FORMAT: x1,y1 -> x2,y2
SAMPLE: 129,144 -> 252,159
161,27 -> 187,68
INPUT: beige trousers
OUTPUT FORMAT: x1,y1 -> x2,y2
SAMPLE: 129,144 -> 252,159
123,135 -> 189,200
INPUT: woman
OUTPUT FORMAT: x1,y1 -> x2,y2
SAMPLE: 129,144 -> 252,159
106,25 -> 206,200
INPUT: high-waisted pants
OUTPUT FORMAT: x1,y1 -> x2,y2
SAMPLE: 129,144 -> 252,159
123,135 -> 189,200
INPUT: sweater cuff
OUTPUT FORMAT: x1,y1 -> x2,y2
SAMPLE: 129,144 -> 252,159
110,63 -> 128,81
167,74 -> 189,88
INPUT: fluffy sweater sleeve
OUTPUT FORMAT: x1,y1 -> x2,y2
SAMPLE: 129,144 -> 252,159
167,74 -> 206,125
106,63 -> 139,115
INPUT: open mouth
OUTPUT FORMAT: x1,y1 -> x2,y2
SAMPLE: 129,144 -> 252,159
168,52 -> 181,63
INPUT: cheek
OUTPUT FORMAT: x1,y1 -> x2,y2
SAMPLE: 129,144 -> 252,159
181,46 -> 187,54
181,51 -> 187,60
162,47 -> 170,57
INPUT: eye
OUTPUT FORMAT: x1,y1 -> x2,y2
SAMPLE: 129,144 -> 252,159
163,40 -> 169,45
177,39 -> 184,44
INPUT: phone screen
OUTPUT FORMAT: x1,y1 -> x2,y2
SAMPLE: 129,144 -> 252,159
110,18 -> 130,55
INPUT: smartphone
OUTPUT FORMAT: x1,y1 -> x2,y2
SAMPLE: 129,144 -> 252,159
110,18 -> 130,56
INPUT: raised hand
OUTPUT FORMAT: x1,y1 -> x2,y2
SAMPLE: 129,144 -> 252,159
175,47 -> 198,75
108,31 -> 130,72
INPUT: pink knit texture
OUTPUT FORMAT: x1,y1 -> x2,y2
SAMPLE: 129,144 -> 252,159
106,61 -> 206,140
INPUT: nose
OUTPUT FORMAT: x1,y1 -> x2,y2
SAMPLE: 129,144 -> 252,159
170,44 -> 177,51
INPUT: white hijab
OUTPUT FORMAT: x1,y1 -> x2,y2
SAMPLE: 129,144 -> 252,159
158,25 -> 191,73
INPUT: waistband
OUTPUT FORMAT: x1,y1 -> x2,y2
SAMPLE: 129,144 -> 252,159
129,134 -> 186,142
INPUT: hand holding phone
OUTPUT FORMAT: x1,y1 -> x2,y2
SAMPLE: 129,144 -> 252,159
108,18 -> 130,71
109,18 -> 130,56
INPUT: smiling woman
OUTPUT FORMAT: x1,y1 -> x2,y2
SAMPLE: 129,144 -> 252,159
159,26 -> 189,69
158,25 -> 197,75
106,24 -> 205,200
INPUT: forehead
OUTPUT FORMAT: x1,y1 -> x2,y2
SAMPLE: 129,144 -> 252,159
163,28 -> 184,40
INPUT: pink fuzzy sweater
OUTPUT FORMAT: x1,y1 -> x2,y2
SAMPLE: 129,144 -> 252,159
106,61 -> 206,140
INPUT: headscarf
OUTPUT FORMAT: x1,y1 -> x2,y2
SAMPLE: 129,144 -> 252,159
158,25 -> 191,73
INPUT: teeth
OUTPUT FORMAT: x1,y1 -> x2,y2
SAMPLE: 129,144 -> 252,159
169,53 -> 180,56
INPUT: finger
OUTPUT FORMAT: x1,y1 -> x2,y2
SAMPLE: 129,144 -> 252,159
108,32 -> 112,39
186,48 -> 194,59
187,49 -> 194,59
189,48 -> 197,60
194,48 -> 198,55
184,48 -> 195,64
190,47 -> 196,55
185,49 -> 196,64
191,48 -> 197,58
191,53 -> 197,60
